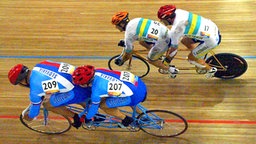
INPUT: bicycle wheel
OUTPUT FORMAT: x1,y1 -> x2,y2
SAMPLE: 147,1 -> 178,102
108,55 -> 150,78
20,108 -> 72,134
206,53 -> 248,79
137,110 -> 188,137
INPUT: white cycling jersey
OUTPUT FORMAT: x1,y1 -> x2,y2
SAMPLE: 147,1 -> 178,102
124,18 -> 171,60
169,9 -> 220,57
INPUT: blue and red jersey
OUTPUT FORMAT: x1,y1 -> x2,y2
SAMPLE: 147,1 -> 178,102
28,60 -> 91,118
85,68 -> 147,119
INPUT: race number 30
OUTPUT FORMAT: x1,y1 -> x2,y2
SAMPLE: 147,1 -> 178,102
42,79 -> 59,93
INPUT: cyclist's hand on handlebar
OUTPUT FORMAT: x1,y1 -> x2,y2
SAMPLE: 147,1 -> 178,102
118,40 -> 126,47
115,56 -> 124,66
115,52 -> 132,66
84,118 -> 92,124
22,105 -> 33,121
23,112 -> 33,121
80,115 -> 92,124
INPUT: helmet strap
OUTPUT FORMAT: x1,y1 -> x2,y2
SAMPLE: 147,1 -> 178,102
24,74 -> 30,87
19,82 -> 30,88
167,13 -> 176,25
17,70 -> 30,88
118,18 -> 129,31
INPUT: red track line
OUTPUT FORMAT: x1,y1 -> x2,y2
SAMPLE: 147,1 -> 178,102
0,115 -> 19,119
1,115 -> 256,125
187,119 -> 256,125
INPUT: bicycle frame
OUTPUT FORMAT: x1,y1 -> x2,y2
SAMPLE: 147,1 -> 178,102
66,103 -> 177,133
130,48 -> 227,72
109,46 -> 248,79
20,101 -> 188,137
66,103 -> 156,129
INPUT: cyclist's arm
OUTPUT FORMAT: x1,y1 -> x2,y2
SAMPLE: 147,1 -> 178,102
124,26 -> 137,53
166,46 -> 178,61
120,34 -> 134,62
27,90 -> 44,119
85,86 -> 101,120
28,103 -> 41,118
165,25 -> 184,61
22,102 -> 41,121
85,101 -> 100,120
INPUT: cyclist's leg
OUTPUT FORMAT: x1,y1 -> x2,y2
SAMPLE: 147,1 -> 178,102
100,97 -> 130,120
181,37 -> 198,50
189,38 -> 219,78
43,93 -> 74,118
130,78 -> 147,105
181,37 -> 211,69
130,78 -> 147,114
188,41 -> 213,70
45,92 -> 82,128
139,41 -> 155,50
100,97 -> 134,127
147,45 -> 172,74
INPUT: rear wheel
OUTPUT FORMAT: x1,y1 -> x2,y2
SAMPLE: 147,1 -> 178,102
206,53 -> 248,79
108,55 -> 150,78
20,108 -> 72,134
137,110 -> 188,137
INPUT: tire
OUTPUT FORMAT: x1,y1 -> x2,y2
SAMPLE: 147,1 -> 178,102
108,55 -> 150,78
206,53 -> 248,79
137,110 -> 188,137
20,108 -> 72,134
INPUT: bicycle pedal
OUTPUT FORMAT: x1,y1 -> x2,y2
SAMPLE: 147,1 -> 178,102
169,74 -> 177,79
117,123 -> 126,129
158,68 -> 169,74
196,68 -> 207,74
83,123 -> 96,130
205,67 -> 217,79
127,126 -> 138,132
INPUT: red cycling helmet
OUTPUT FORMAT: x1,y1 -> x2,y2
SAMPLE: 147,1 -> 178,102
157,5 -> 176,20
72,65 -> 95,85
8,64 -> 29,85
111,11 -> 129,25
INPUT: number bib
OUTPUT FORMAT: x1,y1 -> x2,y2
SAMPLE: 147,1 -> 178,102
146,22 -> 161,41
120,71 -> 135,84
42,79 -> 59,94
58,63 -> 75,74
107,81 -> 123,96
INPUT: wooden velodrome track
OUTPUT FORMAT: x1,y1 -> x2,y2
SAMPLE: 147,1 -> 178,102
0,0 -> 255,143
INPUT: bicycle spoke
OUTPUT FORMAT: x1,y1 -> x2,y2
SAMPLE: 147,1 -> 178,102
108,55 -> 150,78
20,109 -> 71,134
137,110 -> 188,137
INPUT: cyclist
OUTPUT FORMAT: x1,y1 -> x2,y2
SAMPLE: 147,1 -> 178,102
111,11 -> 179,78
157,5 -> 222,78
8,60 -> 92,129
72,65 -> 147,127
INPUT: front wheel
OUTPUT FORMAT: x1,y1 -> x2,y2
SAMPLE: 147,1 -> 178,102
20,108 -> 72,134
206,53 -> 248,79
108,55 -> 150,78
137,110 -> 188,137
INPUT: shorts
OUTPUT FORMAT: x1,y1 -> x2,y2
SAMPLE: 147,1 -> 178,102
106,78 -> 147,108
147,38 -> 170,61
50,86 -> 90,107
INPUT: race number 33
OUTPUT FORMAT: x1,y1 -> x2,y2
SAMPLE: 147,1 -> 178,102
42,79 -> 59,93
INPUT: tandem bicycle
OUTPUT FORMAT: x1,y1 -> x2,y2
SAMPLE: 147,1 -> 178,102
20,102 -> 188,138
108,47 -> 248,79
